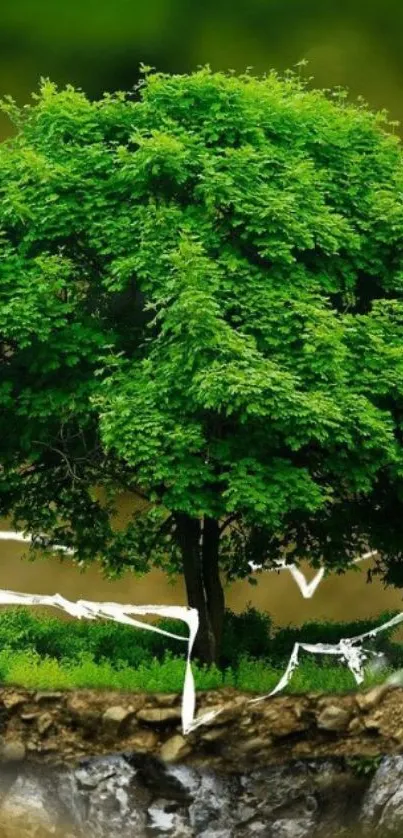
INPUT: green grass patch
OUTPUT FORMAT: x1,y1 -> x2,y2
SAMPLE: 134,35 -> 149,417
0,646 -> 390,694
0,606 -> 401,670
0,606 -> 399,694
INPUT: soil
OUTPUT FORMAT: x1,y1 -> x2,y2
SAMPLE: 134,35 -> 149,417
0,683 -> 403,770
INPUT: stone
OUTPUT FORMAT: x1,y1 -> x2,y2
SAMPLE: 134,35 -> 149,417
0,739 -> 26,762
238,736 -> 270,753
147,799 -> 188,834
34,691 -> 63,703
355,684 -> 390,711
348,716 -> 364,734
102,705 -> 136,730
154,693 -> 181,707
160,734 -> 191,763
40,742 -> 59,753
25,741 -> 38,752
137,706 -> 182,724
0,752 -> 388,837
262,706 -> 305,738
126,730 -> 159,751
385,669 -> 403,687
363,712 -> 382,731
247,822 -> 269,834
201,728 -> 228,742
2,692 -> 26,710
0,773 -> 62,837
316,704 -> 351,732
360,756 -> 403,834
393,727 -> 403,743
195,698 -> 246,728
37,712 -> 54,735
270,818 -> 314,838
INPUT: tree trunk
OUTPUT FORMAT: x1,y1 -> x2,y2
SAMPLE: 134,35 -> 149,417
202,516 -> 225,657
174,512 -> 224,665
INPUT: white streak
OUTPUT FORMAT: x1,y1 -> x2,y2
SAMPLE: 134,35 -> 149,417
249,551 -> 377,598
0,588 -> 199,735
0,533 -> 389,733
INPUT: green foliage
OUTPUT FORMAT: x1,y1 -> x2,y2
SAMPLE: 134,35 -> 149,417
0,606 -> 399,671
268,611 -> 401,667
346,755 -> 383,778
1,68 -> 403,583
0,606 -> 274,669
0,646 -> 389,694
0,606 -> 398,693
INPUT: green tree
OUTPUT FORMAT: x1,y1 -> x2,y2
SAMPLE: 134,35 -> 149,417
1,68 -> 403,663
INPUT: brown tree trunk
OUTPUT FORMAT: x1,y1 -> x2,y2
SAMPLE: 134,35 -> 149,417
174,512 -> 224,665
202,516 -> 225,658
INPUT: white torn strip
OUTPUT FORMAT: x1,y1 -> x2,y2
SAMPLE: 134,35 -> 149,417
0,584 -> 399,733
0,531 -> 376,598
0,589 -> 199,735
0,533 -> 388,733
249,550 -> 377,598
0,531 -> 74,555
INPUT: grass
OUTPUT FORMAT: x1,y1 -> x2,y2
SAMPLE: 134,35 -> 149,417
0,606 -> 399,694
0,646 -> 391,694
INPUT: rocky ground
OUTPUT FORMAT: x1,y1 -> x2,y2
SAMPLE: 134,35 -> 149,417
1,685 -> 403,836
1,750 -> 403,837
1,683 -> 403,769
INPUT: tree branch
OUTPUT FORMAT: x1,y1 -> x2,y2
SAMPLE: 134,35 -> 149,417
219,514 -> 238,535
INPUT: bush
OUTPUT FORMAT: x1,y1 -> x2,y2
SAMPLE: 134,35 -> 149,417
220,606 -> 273,668
268,611 -> 401,668
0,606 -> 400,674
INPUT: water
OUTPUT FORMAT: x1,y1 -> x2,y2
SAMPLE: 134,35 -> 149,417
0,491 -> 403,630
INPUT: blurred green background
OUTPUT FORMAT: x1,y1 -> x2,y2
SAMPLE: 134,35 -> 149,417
0,0 -> 402,137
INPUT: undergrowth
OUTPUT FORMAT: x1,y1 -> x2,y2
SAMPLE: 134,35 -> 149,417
0,606 -> 398,693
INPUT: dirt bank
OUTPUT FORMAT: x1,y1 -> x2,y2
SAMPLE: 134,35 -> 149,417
1,684 -> 403,770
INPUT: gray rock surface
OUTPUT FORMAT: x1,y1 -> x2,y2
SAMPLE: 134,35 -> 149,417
0,752 -> 401,837
360,755 -> 403,836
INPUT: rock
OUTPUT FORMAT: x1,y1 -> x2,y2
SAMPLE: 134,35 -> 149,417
2,692 -> 26,710
189,771 -> 233,832
25,741 -> 38,752
147,798 -> 192,835
37,712 -> 54,736
316,704 -> 351,731
126,730 -> 159,751
160,734 -> 191,763
262,706 -> 306,738
201,728 -> 228,742
360,755 -> 403,835
0,739 -> 26,762
0,753 -> 379,837
363,711 -> 383,731
34,691 -> 63,703
393,727 -> 403,743
102,706 -> 137,732
247,822 -> 269,834
237,736 -> 270,753
154,693 -> 181,707
0,773 -> 63,838
137,707 -> 182,724
355,684 -> 390,711
196,698 -> 246,727
270,819 -> 314,838
385,669 -> 403,687
20,713 -> 38,723
348,716 -> 364,734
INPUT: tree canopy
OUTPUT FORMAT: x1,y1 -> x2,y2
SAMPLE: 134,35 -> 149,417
1,67 -> 403,661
